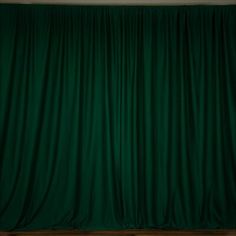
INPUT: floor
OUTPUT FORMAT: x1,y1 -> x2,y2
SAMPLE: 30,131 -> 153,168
1,230 -> 236,236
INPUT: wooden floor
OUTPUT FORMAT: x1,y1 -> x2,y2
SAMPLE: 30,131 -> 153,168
1,230 -> 236,236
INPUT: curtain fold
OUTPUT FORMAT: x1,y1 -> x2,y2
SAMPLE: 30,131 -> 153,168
0,5 -> 236,231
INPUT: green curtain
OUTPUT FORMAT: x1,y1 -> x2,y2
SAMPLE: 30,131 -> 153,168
0,5 -> 236,231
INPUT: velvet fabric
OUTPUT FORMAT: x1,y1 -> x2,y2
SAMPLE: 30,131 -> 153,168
0,5 -> 236,231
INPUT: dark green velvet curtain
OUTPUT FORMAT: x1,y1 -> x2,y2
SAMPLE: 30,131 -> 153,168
0,5 -> 236,231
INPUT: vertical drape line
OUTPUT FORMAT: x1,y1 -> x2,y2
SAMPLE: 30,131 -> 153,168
0,9 -> 22,220
221,10 -> 236,206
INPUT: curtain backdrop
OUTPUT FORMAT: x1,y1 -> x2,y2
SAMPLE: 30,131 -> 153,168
0,5 -> 236,231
